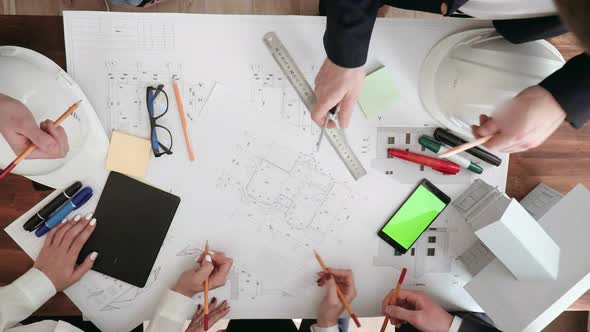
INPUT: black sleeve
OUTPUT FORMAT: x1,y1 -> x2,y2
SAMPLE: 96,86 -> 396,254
539,53 -> 590,128
458,315 -> 502,332
323,0 -> 380,68
492,16 -> 567,44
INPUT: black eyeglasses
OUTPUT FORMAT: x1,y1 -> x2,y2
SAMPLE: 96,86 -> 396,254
146,84 -> 173,157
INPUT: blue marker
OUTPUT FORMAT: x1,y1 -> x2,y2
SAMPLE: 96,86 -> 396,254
35,187 -> 93,237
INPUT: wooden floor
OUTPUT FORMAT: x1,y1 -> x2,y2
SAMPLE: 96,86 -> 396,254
1,1 -> 588,331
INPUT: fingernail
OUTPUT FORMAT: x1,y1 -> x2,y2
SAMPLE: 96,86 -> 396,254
90,252 -> 98,261
326,274 -> 332,280
209,250 -> 215,255
89,218 -> 96,226
61,218 -> 68,224
197,304 -> 202,310
74,215 -> 81,222
205,255 -> 212,263
316,278 -> 321,283
222,300 -> 227,305
212,297 -> 217,303
85,213 -> 93,220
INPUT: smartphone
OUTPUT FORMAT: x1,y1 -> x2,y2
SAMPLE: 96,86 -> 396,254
378,179 -> 451,254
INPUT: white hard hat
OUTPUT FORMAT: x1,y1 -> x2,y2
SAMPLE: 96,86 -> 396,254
0,46 -> 109,188
419,28 -> 565,138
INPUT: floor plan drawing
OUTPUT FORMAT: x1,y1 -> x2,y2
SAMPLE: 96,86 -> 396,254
216,130 -> 362,249
250,64 -> 320,135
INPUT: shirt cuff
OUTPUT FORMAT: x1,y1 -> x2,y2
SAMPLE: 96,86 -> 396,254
448,316 -> 463,332
12,268 -> 57,309
155,289 -> 196,322
311,323 -> 339,332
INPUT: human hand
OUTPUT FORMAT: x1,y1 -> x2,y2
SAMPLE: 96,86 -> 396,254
312,58 -> 365,128
472,85 -> 566,153
34,213 -> 98,291
382,289 -> 453,332
316,268 -> 357,327
0,94 -> 69,159
185,297 -> 230,332
174,250 -> 233,298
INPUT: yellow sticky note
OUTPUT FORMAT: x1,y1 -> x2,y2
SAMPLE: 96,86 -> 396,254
359,66 -> 399,119
106,131 -> 151,179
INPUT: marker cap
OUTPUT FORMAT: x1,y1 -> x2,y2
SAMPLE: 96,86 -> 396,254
418,136 -> 442,153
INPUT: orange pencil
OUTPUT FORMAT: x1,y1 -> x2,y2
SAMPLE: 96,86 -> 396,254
438,135 -> 492,159
172,75 -> 195,161
0,100 -> 82,182
204,241 -> 210,331
313,250 -> 361,328
380,267 -> 408,332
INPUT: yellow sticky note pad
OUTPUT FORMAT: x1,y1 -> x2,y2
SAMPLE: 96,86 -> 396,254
106,131 -> 151,179
359,66 -> 399,119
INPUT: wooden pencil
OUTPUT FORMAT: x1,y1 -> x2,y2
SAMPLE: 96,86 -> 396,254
380,267 -> 407,332
204,241 -> 209,330
172,76 -> 195,161
438,135 -> 492,159
313,250 -> 361,328
0,100 -> 82,182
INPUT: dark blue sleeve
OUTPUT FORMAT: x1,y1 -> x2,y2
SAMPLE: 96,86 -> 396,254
540,53 -> 590,128
322,0 -> 380,68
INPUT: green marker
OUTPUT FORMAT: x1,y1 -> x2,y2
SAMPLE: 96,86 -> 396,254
419,135 -> 483,174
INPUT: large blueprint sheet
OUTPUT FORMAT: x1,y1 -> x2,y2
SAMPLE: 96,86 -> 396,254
5,11 -> 510,332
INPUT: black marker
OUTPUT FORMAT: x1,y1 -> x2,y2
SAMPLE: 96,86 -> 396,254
23,181 -> 82,231
433,128 -> 502,166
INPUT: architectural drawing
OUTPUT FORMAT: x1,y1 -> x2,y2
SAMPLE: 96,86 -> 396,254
372,127 -> 473,184
216,130 -> 362,249
250,64 -> 320,135
373,226 -> 454,279
103,60 -> 213,137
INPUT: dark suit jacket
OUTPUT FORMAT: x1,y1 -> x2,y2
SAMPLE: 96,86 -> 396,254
321,0 -> 590,128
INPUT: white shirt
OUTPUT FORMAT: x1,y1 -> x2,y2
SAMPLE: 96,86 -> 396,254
0,268 -> 196,332
460,0 -> 557,19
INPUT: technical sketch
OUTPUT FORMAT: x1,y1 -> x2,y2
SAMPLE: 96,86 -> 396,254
103,60 -> 213,137
373,226 -> 454,279
250,64 -> 320,135
372,127 -> 475,184
216,130 -> 363,249
457,241 -> 495,277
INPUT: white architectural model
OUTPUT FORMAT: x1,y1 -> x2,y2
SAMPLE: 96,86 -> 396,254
453,180 -> 560,280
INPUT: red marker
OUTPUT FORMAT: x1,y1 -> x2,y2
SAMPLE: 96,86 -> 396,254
388,148 -> 460,175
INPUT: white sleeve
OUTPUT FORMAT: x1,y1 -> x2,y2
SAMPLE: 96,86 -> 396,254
0,268 -> 56,331
448,316 -> 463,332
145,290 -> 196,332
311,324 -> 340,332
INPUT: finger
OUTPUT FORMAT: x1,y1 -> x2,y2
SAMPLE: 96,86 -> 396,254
382,289 -> 395,314
209,301 -> 230,327
68,216 -> 97,255
44,221 -> 67,248
327,268 -> 354,285
212,254 -> 233,277
472,115 -> 500,138
20,121 -> 61,158
41,121 -> 68,157
196,249 -> 219,264
481,133 -> 516,152
384,305 -> 417,325
338,94 -> 357,128
71,251 -> 98,282
193,255 -> 214,282
51,215 -> 80,248
60,215 -> 91,249
312,96 -> 340,127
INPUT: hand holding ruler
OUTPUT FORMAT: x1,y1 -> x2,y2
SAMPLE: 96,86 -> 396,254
262,32 -> 367,181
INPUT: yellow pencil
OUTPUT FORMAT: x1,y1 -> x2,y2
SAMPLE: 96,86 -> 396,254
172,76 -> 195,161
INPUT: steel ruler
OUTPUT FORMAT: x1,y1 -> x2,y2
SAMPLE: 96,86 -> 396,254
262,32 -> 367,180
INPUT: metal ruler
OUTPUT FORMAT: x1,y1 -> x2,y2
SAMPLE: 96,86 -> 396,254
262,32 -> 367,181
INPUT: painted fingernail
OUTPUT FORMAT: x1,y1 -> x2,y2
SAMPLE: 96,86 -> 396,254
90,252 -> 99,261
89,218 -> 96,226
326,274 -> 332,280
197,304 -> 202,310
62,218 -> 68,224
74,215 -> 81,222
222,300 -> 227,305
205,255 -> 212,263
85,213 -> 93,220
212,297 -> 217,303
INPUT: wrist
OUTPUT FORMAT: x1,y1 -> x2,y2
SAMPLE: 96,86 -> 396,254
173,285 -> 196,298
317,312 -> 338,328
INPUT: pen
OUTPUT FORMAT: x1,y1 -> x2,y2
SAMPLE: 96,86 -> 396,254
418,136 -> 483,174
433,128 -> 501,166
35,187 -> 93,237
380,268 -> 407,332
388,148 -> 460,175
313,250 -> 362,328
23,181 -> 83,231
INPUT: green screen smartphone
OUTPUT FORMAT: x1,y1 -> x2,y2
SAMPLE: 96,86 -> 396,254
377,179 -> 451,254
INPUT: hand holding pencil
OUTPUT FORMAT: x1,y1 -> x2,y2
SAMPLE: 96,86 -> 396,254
382,289 -> 454,332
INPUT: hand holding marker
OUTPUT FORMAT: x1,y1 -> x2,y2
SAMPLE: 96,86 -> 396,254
35,187 -> 93,237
